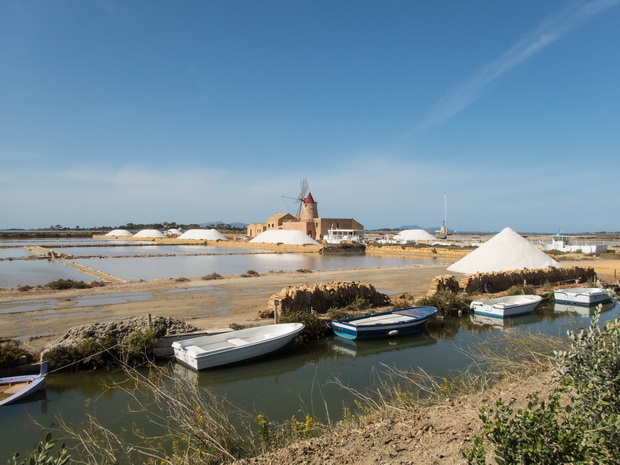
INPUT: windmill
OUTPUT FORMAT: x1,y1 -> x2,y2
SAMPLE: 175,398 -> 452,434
282,179 -> 309,216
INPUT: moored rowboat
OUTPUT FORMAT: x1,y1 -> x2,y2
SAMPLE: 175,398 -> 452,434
553,287 -> 612,307
0,362 -> 48,406
172,323 -> 304,370
331,306 -> 437,340
470,295 -> 543,318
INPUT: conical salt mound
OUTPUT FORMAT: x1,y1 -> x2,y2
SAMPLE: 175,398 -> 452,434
447,227 -> 561,274
392,229 -> 436,242
250,230 -> 320,246
105,229 -> 132,237
133,229 -> 165,238
178,229 -> 227,240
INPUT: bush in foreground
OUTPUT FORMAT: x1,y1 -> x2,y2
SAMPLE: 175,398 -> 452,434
465,308 -> 620,464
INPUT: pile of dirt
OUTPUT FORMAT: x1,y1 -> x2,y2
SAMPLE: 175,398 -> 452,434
42,315 -> 199,355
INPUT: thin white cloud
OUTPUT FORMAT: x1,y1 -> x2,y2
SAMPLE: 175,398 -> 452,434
413,0 -> 620,135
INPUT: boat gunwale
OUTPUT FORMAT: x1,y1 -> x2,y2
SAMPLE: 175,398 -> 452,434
332,306 -> 437,329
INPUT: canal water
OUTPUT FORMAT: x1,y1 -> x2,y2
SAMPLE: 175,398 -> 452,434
1,301 -> 618,462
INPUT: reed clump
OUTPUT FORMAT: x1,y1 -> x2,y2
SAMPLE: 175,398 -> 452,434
45,363 -> 326,464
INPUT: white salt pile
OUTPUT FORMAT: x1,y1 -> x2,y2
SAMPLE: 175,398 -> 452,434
105,229 -> 133,237
392,229 -> 436,242
133,229 -> 165,238
178,229 -> 227,241
166,228 -> 183,236
447,227 -> 561,274
250,230 -> 320,246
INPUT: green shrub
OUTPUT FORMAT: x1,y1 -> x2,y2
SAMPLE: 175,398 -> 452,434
279,312 -> 331,342
125,329 -> 158,363
465,308 -> 620,464
504,284 -> 537,296
241,269 -> 260,277
45,329 -> 159,370
11,433 -> 70,465
45,279 -> 103,290
416,290 -> 470,317
0,340 -> 30,368
202,272 -> 223,280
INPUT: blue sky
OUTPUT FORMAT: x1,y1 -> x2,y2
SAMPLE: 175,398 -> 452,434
1,0 -> 619,233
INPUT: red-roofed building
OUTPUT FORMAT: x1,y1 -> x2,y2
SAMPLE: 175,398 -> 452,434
246,192 -> 363,241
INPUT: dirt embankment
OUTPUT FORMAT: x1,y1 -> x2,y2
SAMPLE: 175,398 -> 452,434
234,370 -> 558,465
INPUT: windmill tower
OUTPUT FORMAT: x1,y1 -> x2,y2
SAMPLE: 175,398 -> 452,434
283,179 -> 318,220
300,191 -> 318,221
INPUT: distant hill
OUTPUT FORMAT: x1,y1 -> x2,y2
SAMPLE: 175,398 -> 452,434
199,221 -> 248,229
398,225 -> 454,234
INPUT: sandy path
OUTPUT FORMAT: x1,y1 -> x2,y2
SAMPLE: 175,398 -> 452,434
0,264 -> 450,353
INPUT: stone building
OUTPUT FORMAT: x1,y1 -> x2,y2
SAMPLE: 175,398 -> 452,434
246,192 -> 364,241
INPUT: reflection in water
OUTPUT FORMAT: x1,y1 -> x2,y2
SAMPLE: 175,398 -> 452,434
554,301 -> 615,317
331,332 -> 436,357
469,312 -> 543,329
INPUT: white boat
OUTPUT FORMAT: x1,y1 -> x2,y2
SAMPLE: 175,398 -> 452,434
172,323 -> 304,370
0,362 -> 48,406
470,295 -> 543,318
553,287 -> 613,307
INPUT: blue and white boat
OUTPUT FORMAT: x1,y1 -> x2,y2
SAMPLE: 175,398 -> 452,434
470,295 -> 542,318
0,362 -> 48,406
553,287 -> 612,307
331,306 -> 437,340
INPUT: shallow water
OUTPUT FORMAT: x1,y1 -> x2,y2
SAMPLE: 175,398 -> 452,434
73,253 -> 442,282
0,238 -> 445,288
0,248 -> 30,259
1,302 -> 617,462
0,260 -> 96,288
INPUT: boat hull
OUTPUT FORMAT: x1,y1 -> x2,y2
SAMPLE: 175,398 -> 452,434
172,323 -> 304,370
0,362 -> 48,406
470,295 -> 542,319
553,287 -> 612,307
331,306 -> 437,340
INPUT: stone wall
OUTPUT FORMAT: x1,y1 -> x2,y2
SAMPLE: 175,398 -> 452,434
262,281 -> 391,318
426,275 -> 461,296
460,266 -> 597,294
366,245 -> 469,259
